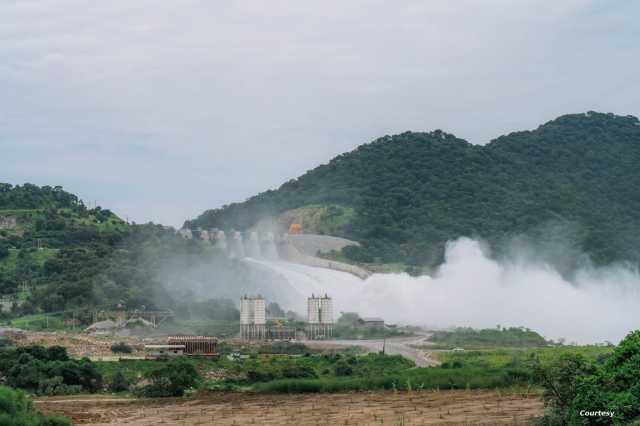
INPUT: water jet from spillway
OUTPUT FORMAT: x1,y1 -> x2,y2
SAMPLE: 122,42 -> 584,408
250,238 -> 640,344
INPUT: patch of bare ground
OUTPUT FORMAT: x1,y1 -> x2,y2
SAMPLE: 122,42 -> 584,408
35,389 -> 543,425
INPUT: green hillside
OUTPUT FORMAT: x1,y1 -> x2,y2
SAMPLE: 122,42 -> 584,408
187,112 -> 640,271
0,184 -> 286,319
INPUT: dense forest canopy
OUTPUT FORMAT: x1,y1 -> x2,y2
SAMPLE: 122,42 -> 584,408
187,112 -> 640,270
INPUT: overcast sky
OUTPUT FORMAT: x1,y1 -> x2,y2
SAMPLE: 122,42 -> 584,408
2,1 -> 639,227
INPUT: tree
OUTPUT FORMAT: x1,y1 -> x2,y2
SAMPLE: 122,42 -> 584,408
140,360 -> 200,397
109,371 -> 130,393
534,330 -> 640,425
0,385 -> 70,425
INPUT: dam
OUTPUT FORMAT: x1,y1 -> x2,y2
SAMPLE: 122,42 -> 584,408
178,227 -> 370,279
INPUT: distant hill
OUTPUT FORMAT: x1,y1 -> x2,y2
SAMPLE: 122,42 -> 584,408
0,184 -> 286,316
187,112 -> 640,272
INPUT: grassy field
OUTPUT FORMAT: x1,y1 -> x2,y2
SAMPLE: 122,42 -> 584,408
93,346 -> 543,396
7,314 -> 67,331
436,345 -> 614,369
427,326 -> 551,349
0,249 -> 19,272
254,366 -> 531,393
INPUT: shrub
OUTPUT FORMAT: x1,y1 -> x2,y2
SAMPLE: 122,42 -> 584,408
110,342 -> 133,354
334,360 -> 353,377
0,346 -> 102,394
109,371 -> 130,393
246,369 -> 276,383
533,330 -> 640,424
0,385 -> 71,426
281,365 -> 318,379
138,360 -> 200,397
37,376 -> 82,396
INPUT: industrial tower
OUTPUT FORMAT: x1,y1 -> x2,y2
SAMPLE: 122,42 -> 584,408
240,295 -> 266,340
307,293 -> 333,339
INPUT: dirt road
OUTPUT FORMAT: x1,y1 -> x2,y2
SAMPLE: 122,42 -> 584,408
302,334 -> 439,367
36,390 -> 543,425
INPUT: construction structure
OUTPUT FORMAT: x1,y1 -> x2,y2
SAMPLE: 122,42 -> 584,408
307,293 -> 334,339
144,336 -> 217,358
240,295 -> 266,340
167,336 -> 217,355
266,319 -> 297,340
144,344 -> 185,358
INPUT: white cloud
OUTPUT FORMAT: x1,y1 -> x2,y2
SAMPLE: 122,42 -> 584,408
1,0 -> 639,226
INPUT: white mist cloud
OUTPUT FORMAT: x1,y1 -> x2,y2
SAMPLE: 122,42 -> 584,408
260,238 -> 640,344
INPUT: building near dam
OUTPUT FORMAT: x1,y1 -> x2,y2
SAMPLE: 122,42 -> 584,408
240,295 -> 266,340
239,293 -> 334,341
307,294 -> 334,339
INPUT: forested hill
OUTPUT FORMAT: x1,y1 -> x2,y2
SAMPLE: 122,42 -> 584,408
1,184 -> 290,317
188,112 -> 640,270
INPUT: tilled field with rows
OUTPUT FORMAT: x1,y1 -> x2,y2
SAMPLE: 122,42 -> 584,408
36,389 -> 544,425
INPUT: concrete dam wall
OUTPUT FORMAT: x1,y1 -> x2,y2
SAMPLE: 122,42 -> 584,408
179,228 -> 370,279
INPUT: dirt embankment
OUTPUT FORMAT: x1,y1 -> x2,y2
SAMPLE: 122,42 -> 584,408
36,390 -> 544,425
2,329 -> 150,359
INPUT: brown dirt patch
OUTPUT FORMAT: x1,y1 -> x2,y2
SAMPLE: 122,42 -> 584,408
36,390 -> 544,425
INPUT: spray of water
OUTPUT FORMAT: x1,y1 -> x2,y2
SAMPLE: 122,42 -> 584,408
252,237 -> 640,344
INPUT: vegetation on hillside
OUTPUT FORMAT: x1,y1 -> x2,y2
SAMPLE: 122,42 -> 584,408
532,330 -> 640,425
429,326 -> 551,348
0,386 -> 70,426
0,345 -> 102,395
0,183 -> 288,320
187,112 -> 640,271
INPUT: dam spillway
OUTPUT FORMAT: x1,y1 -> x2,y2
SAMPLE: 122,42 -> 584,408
179,227 -> 370,279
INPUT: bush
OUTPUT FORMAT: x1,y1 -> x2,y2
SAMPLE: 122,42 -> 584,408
334,360 -> 353,377
0,346 -> 102,394
246,369 -> 276,383
0,385 -> 71,426
109,371 -> 130,393
534,330 -> 640,424
110,342 -> 133,354
138,360 -> 200,397
281,365 -> 318,379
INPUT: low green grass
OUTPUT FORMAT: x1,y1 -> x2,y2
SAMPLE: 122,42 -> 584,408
255,366 -> 529,393
429,327 -> 550,349
436,345 -> 614,369
96,352 -> 417,391
0,249 -> 19,272
9,314 -> 66,331
28,248 -> 59,266
83,346 -> 560,395
96,358 -> 216,385
0,248 -> 58,274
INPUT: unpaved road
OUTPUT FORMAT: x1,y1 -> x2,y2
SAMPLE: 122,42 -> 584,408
302,334 -> 439,367
36,390 -> 543,425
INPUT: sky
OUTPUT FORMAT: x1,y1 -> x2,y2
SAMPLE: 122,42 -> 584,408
1,0 -> 639,227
